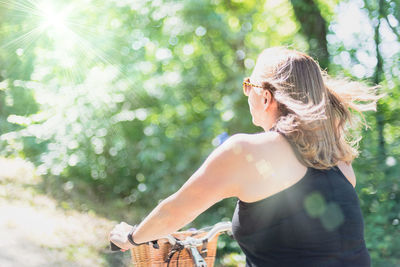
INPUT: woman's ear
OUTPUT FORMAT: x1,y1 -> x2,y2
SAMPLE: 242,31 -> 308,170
263,90 -> 272,110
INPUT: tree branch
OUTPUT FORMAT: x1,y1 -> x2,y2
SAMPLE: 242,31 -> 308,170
384,16 -> 400,42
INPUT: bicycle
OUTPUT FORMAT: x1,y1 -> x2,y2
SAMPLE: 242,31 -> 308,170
110,221 -> 232,267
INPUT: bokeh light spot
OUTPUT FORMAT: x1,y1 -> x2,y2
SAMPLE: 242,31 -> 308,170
304,191 -> 326,218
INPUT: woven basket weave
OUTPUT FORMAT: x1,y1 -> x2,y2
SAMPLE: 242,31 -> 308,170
130,229 -> 220,267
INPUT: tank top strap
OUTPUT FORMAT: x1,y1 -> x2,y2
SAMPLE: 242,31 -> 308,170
269,126 -> 307,167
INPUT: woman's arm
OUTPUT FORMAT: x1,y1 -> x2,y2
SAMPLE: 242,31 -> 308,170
130,134 -> 246,244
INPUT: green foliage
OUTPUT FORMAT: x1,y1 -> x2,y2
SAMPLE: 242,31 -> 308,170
326,0 -> 400,264
0,0 -> 399,265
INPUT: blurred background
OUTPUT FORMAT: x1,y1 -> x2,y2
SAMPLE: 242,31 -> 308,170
0,0 -> 399,266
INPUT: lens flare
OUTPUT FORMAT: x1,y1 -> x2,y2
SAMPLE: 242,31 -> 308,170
37,0 -> 72,35
0,0 -> 151,106
41,4 -> 67,31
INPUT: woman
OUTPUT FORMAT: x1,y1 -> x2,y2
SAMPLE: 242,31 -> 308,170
109,47 -> 381,266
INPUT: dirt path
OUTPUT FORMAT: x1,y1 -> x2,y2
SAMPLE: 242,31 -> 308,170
0,158 -> 131,267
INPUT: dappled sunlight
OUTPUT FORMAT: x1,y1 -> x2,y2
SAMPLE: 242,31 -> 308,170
0,157 -> 37,184
232,142 -> 243,155
0,0 -> 399,265
245,153 -> 254,162
0,157 -> 126,266
255,159 -> 273,179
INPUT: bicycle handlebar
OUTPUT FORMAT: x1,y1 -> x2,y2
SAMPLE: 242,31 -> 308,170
167,221 -> 232,247
109,221 -> 232,251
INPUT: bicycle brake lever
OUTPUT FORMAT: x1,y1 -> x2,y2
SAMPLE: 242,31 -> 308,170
110,241 -> 122,251
189,246 -> 207,267
226,230 -> 234,239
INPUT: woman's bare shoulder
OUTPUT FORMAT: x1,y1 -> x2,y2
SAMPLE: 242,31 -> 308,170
225,132 -> 290,163
229,131 -> 282,145
337,161 -> 356,188
226,132 -> 292,170
228,132 -> 307,202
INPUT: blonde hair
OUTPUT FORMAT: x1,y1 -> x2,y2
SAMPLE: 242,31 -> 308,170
253,47 -> 383,169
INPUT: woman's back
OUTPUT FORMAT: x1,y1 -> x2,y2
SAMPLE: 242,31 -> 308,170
231,132 -> 370,266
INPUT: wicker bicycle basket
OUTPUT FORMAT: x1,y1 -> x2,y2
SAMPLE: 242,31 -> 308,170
129,229 -> 221,267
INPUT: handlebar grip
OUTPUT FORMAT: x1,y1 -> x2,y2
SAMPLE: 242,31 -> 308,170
110,241 -> 122,251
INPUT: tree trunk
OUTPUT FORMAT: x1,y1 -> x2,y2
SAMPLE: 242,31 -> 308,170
290,0 -> 329,69
373,0 -> 386,162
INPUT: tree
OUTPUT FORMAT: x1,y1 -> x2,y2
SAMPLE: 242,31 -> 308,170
290,0 -> 330,69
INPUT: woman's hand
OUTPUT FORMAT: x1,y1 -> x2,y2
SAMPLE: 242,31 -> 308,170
109,221 -> 136,252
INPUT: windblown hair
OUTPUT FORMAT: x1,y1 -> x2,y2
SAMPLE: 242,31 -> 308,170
254,47 -> 382,169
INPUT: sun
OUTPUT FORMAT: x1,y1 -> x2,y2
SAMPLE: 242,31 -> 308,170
43,7 -> 65,30
0,0 -> 123,83
39,2 -> 69,32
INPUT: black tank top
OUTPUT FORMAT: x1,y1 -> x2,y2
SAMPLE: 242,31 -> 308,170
231,165 -> 371,267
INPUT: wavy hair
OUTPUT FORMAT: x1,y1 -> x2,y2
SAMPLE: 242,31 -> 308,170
252,47 -> 383,169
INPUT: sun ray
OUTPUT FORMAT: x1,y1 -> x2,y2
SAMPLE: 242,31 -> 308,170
0,0 -> 42,17
66,26 -> 157,110
0,0 -> 156,114
1,25 -> 44,49
24,0 -> 41,9
5,27 -> 45,79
